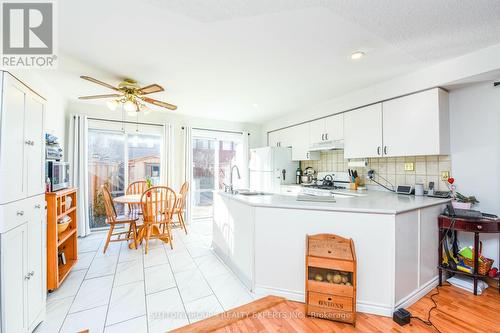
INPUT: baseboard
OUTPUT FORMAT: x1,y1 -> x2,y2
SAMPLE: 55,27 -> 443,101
255,285 -> 394,317
395,276 -> 439,310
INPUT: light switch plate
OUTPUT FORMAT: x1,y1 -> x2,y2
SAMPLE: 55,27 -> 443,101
441,171 -> 450,181
404,163 -> 415,171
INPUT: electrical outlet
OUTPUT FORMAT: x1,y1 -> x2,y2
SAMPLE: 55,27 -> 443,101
404,163 -> 414,171
441,171 -> 450,181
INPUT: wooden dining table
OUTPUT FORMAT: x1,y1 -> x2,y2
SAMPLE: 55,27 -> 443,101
113,194 -> 171,249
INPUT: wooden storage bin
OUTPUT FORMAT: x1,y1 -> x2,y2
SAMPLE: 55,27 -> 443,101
305,234 -> 357,325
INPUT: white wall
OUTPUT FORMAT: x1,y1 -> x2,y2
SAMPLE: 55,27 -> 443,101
449,82 -> 500,264
7,70 -> 67,146
262,43 -> 500,143
66,101 -> 263,189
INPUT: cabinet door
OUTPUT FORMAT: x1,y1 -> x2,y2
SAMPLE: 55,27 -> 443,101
382,89 -> 443,157
27,206 -> 45,326
278,127 -> 293,148
268,131 -> 280,147
0,75 -> 27,203
308,119 -> 325,147
324,114 -> 344,142
25,94 -> 45,197
344,103 -> 383,158
291,123 -> 320,161
1,223 -> 28,333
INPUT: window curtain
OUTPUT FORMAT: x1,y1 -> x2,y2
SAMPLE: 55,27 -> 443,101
162,123 -> 174,187
68,114 -> 91,237
241,131 -> 250,189
182,126 -> 193,224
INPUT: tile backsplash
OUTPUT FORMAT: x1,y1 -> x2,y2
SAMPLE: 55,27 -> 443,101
300,150 -> 452,191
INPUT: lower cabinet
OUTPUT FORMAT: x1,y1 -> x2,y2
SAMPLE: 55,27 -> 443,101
0,196 -> 46,333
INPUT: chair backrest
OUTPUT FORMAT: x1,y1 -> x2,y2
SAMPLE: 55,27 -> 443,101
141,186 -> 177,224
101,185 -> 116,223
127,180 -> 148,195
176,181 -> 190,210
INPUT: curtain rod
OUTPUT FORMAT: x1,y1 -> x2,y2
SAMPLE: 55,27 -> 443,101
182,126 -> 250,135
86,117 -> 164,127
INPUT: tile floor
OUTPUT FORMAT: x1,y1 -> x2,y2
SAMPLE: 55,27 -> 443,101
34,219 -> 256,333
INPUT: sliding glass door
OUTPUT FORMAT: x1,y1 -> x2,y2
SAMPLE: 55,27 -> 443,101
87,121 -> 164,230
191,130 -> 246,220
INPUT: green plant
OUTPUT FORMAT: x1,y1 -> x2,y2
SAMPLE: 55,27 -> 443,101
455,192 -> 479,205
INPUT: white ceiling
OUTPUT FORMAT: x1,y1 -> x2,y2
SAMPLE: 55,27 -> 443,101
42,0 -> 500,123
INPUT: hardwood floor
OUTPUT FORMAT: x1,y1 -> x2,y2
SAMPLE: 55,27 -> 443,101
172,284 -> 500,333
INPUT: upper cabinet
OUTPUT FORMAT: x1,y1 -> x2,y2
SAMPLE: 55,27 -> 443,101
268,126 -> 294,148
0,73 -> 46,204
268,87 -> 450,160
309,114 -> 344,149
382,89 -> 449,157
344,104 -> 383,158
344,88 -> 449,158
290,123 -> 320,161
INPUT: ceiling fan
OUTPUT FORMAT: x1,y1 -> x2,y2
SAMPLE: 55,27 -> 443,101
78,76 -> 177,112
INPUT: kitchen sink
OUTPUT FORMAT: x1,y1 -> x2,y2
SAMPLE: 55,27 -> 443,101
237,191 -> 268,196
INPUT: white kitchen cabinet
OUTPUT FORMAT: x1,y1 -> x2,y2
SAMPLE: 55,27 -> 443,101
0,72 -> 46,204
0,197 -> 46,333
309,114 -> 344,149
0,71 -> 46,333
1,223 -> 28,333
382,88 -> 449,157
25,95 -> 46,198
0,195 -> 47,333
267,127 -> 293,148
290,123 -> 319,161
344,103 -> 383,158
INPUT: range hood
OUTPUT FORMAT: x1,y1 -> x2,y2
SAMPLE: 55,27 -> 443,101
309,139 -> 344,151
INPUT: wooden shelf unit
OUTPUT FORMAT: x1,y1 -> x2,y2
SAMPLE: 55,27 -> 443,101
305,234 -> 357,325
46,188 -> 78,291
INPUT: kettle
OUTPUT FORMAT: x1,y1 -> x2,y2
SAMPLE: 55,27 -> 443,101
301,167 -> 316,184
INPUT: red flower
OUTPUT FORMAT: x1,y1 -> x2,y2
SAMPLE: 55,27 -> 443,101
447,177 -> 455,185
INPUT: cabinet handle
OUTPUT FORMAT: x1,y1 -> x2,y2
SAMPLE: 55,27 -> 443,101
35,204 -> 41,209
321,134 -> 324,141
384,146 -> 388,155
377,146 -> 381,155
325,133 -> 328,140
16,211 -> 24,216
24,273 -> 31,280
30,271 -> 35,277
306,152 -> 310,159
25,140 -> 31,145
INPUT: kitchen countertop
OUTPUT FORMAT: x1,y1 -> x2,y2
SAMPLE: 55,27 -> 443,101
217,190 -> 450,215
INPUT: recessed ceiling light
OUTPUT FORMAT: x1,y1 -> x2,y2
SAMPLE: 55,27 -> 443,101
351,51 -> 365,60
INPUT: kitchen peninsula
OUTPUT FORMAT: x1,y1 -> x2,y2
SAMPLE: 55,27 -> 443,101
212,190 -> 450,317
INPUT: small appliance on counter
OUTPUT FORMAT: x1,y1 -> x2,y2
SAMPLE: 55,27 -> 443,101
46,161 -> 70,192
301,167 -> 316,184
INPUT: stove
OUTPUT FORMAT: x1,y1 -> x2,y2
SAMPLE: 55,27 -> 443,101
301,171 -> 350,196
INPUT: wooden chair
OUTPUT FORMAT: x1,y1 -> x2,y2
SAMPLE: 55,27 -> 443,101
126,180 -> 148,214
101,185 -> 140,253
140,186 -> 176,254
173,181 -> 189,234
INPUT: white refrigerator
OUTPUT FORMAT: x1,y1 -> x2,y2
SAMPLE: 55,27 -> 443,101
249,147 -> 299,193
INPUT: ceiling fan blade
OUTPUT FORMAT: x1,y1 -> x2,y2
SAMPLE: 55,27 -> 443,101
80,76 -> 119,91
78,94 -> 122,100
137,84 -> 164,95
140,96 -> 177,110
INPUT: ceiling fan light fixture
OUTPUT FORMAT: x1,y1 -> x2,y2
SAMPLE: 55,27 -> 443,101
124,100 -> 137,112
106,99 -> 118,111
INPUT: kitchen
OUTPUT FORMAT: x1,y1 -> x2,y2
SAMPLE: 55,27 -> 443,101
1,2 -> 500,333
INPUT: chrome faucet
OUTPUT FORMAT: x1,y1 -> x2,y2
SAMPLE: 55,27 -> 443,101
227,165 -> 241,194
